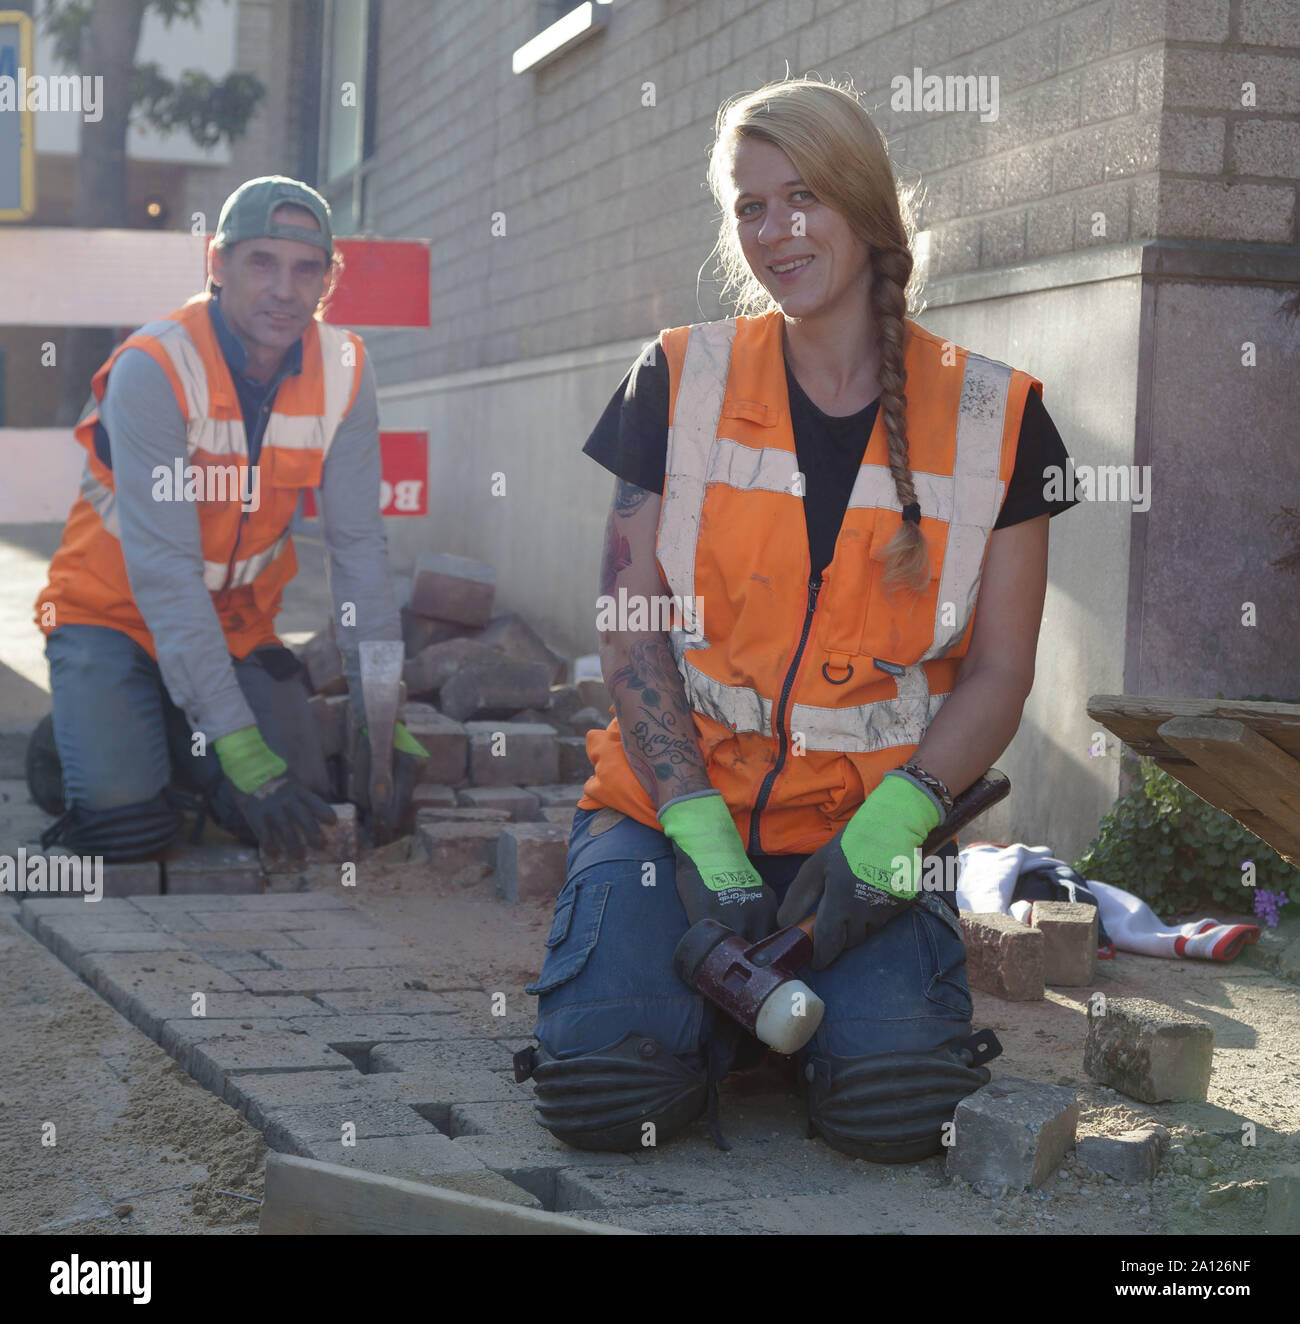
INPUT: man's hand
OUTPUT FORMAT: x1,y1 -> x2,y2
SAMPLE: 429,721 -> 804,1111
659,789 -> 778,943
776,772 -> 942,969
214,726 -> 337,859
350,719 -> 428,841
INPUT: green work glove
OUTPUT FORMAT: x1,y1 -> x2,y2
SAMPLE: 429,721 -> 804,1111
350,719 -> 428,842
776,771 -> 943,970
214,726 -> 337,859
659,789 -> 778,944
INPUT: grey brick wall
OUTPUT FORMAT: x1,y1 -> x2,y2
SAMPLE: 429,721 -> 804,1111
358,0 -> 1297,388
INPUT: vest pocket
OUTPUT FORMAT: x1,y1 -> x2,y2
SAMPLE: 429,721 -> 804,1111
263,443 -> 324,490
858,519 -> 941,670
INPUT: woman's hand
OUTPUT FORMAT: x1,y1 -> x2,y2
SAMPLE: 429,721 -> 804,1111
776,772 -> 942,969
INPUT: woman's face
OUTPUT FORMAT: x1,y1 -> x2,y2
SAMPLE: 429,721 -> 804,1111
730,136 -> 872,318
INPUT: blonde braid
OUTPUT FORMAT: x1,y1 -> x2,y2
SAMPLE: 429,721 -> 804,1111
871,245 -> 931,595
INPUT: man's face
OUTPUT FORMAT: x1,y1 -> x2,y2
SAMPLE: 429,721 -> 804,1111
730,136 -> 871,316
209,205 -> 330,358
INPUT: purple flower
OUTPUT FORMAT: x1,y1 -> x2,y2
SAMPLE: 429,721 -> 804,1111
1252,889 -> 1289,928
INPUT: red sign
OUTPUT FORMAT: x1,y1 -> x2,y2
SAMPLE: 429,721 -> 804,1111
324,238 -> 430,327
301,431 -> 428,518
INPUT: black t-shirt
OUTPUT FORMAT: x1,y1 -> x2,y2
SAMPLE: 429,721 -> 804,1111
583,338 -> 1081,576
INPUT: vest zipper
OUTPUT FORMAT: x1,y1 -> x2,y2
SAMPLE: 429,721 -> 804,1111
748,573 -> 821,855
219,510 -> 249,594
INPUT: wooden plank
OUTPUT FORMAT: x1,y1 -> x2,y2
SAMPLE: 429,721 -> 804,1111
1158,717 -> 1300,866
1087,695 -> 1300,762
258,1154 -> 636,1236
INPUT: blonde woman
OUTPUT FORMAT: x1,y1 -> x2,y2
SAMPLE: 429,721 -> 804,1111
518,78 -> 1080,1161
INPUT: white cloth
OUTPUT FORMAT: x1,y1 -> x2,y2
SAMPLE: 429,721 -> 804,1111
956,843 -> 1261,962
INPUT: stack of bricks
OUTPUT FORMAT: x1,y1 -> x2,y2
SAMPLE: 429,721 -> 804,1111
292,554 -> 601,906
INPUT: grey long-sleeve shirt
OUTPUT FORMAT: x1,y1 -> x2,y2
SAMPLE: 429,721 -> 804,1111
103,344 -> 401,743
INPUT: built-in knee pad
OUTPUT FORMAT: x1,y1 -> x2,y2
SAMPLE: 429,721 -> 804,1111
25,713 -> 65,817
523,1030 -> 708,1152
40,792 -> 185,862
804,1033 -> 1000,1164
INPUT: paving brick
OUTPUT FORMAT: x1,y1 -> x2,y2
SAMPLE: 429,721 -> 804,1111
1076,1125 -> 1168,1182
232,966 -> 413,994
225,1068 -> 390,1129
456,786 -> 541,820
38,925 -> 186,975
496,822 -> 570,903
280,923 -> 394,949
19,894 -> 147,921
401,604 -> 483,658
959,911 -> 1044,1000
1029,900 -> 1097,985
475,612 -> 566,685
1084,996 -> 1214,1103
418,806 -> 511,824
401,703 -> 469,784
465,721 -> 558,786
402,638 -> 500,698
260,804 -> 358,875
410,784 -> 459,812
511,708 -> 565,732
130,891 -> 353,914
80,948 -> 244,1032
415,820 -> 500,884
410,551 -> 495,627
547,685 -> 584,725
299,626 -> 348,696
315,988 -> 459,1015
289,1014 -> 485,1045
161,842 -> 264,895
364,1066 -> 531,1109
1266,1164 -> 1300,1234
159,1018 -> 354,1093
557,735 -> 595,781
946,1077 -> 1078,1193
441,659 -> 551,722
201,949 -> 273,972
186,928 -> 302,951
265,946 -> 412,970
369,1037 -> 519,1074
575,678 -> 611,714
542,807 -> 576,829
309,693 -> 348,758
568,705 -> 606,735
262,1100 -> 439,1154
523,783 -> 587,807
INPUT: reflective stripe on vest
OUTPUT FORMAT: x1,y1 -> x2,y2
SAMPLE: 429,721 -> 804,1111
658,319 -> 1010,754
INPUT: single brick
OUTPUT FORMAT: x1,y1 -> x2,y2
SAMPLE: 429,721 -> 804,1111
440,659 -> 551,722
575,678 -> 611,714
417,807 -> 512,824
410,552 -> 495,627
547,685 -> 584,725
465,722 -> 558,787
509,708 -> 565,732
456,786 -> 541,821
400,605 -> 483,658
403,638 -> 500,699
162,842 -> 264,895
1076,1125 -> 1169,1183
946,1076 -> 1078,1192
401,703 -> 469,785
568,705 -> 606,735
959,911 -> 1044,1001
557,735 -> 595,782
1266,1164 -> 1300,1235
410,785 -> 458,812
524,783 -> 587,807
261,804 -> 358,874
415,820 -> 500,885
160,1018 -> 353,1094
299,625 -> 347,696
542,807 -> 575,830
496,822 -> 570,904
1030,900 -> 1098,986
475,611 -> 566,685
1084,996 -> 1213,1103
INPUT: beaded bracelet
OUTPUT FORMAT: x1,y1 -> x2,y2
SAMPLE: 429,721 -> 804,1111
898,761 -> 954,816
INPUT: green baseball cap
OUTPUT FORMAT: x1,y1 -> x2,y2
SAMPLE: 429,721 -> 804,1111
213,176 -> 334,257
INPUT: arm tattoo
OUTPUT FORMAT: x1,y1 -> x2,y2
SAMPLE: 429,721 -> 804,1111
609,636 -> 710,802
614,479 -> 651,516
599,509 -> 631,598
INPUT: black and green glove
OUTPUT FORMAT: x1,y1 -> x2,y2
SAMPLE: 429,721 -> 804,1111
349,719 -> 429,840
214,726 -> 337,859
659,789 -> 778,944
776,771 -> 942,969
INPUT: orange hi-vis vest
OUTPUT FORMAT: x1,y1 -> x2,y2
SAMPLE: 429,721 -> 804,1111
578,310 -> 1042,855
36,296 -> 363,661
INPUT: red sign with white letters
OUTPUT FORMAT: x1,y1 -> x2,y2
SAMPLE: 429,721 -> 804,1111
300,431 -> 428,518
